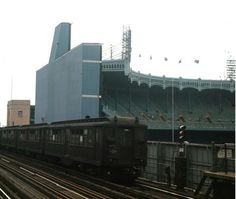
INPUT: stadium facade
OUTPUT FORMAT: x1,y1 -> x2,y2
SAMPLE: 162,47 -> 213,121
35,23 -> 235,143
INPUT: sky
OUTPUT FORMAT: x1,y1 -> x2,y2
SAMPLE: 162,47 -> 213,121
0,0 -> 235,126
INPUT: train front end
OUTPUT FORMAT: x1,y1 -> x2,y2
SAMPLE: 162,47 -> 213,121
103,117 -> 147,180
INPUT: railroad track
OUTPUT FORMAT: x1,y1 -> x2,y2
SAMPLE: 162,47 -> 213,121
0,155 -> 112,199
0,151 -> 199,199
0,186 -> 11,199
135,178 -> 197,199
0,153 -> 153,199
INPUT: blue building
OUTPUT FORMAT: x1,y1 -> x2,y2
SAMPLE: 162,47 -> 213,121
35,23 -> 101,123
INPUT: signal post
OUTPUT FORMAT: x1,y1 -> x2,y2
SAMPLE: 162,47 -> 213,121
175,125 -> 187,190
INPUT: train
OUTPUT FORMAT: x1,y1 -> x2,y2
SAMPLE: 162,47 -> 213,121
0,116 -> 147,180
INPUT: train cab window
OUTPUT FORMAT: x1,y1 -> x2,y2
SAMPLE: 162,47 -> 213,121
117,128 -> 133,146
135,128 -> 146,142
106,128 -> 116,144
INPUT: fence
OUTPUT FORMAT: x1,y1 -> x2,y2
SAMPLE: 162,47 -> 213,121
143,141 -> 235,190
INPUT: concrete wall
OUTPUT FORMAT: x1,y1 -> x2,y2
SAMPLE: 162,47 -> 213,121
143,141 -> 235,190
35,43 -> 101,123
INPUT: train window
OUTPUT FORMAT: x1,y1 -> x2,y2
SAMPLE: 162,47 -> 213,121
9,130 -> 14,140
69,128 -> 95,146
83,129 -> 88,135
70,128 -> 83,146
48,130 -> 54,142
95,129 -> 100,144
29,130 -> 34,141
2,131 -> 7,139
19,131 -> 27,141
87,129 -> 95,145
79,135 -> 83,143
28,130 -> 40,142
48,129 -> 64,144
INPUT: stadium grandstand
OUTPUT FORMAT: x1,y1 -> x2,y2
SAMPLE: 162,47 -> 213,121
101,26 -> 235,143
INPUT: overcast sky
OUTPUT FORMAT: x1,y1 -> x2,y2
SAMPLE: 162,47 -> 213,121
0,0 -> 235,126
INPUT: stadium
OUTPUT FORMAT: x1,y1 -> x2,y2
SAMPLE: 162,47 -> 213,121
36,23 -> 235,144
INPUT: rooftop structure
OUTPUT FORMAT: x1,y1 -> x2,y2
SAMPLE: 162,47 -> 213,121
49,23 -> 71,63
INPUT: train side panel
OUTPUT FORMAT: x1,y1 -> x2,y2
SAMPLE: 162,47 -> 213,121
44,127 -> 66,158
0,117 -> 147,180
26,128 -> 45,154
0,128 -> 17,150
134,126 -> 147,167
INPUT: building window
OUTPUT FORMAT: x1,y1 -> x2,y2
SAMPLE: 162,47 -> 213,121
18,111 -> 23,118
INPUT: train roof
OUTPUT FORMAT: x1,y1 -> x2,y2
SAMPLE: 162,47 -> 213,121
0,116 -> 146,130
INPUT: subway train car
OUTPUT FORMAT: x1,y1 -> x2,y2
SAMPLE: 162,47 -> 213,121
0,117 -> 147,180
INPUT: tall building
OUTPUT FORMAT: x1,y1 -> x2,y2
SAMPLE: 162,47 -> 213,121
35,23 -> 102,123
7,100 -> 31,126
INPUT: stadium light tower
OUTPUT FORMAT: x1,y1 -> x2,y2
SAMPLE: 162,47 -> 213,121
122,26 -> 132,63
226,59 -> 236,80
225,52 -> 235,80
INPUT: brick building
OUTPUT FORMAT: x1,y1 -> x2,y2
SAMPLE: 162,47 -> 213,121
7,100 -> 31,126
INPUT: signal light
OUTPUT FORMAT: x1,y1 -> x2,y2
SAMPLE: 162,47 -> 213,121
178,125 -> 186,143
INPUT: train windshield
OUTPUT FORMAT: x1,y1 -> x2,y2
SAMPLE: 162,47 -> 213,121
106,127 -> 133,146
116,127 -> 133,146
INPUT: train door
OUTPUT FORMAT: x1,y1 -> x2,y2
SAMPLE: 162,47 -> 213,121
15,129 -> 19,150
64,128 -> 70,157
116,127 -> 134,164
93,127 -> 102,165
41,128 -> 47,155
134,126 -> 147,167
103,127 -> 117,163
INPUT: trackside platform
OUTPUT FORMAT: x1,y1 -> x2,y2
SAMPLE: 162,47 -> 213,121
194,171 -> 235,199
